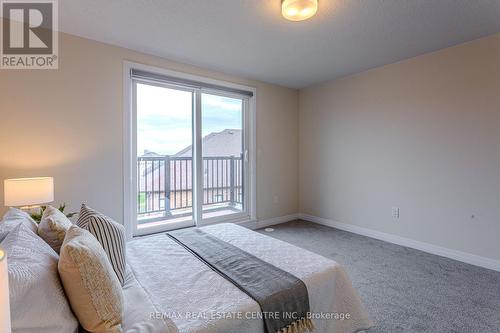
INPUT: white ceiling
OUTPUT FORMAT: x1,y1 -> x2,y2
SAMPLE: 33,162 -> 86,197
59,0 -> 500,88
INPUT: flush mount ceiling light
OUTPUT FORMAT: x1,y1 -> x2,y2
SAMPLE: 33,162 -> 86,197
282,0 -> 318,21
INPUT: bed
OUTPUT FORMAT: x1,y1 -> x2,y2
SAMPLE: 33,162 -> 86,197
122,223 -> 373,333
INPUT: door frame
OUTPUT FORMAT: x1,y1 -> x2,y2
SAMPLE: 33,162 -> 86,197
123,61 -> 257,239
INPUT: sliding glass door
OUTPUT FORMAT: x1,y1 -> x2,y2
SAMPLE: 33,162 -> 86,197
135,81 -> 195,232
201,92 -> 246,221
130,67 -> 253,235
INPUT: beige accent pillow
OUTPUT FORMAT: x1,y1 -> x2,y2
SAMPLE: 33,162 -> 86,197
59,226 -> 123,333
38,205 -> 73,253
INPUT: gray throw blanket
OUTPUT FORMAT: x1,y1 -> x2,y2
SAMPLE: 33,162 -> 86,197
167,228 -> 314,333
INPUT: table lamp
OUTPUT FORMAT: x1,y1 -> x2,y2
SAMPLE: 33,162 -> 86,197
0,248 -> 11,333
4,177 -> 54,208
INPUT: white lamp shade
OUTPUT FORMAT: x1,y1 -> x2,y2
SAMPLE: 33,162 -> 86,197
4,177 -> 54,207
0,249 -> 11,333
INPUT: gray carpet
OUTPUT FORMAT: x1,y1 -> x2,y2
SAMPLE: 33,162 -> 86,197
257,220 -> 500,333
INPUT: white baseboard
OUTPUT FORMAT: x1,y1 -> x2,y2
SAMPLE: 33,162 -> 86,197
299,213 -> 500,272
251,214 -> 300,230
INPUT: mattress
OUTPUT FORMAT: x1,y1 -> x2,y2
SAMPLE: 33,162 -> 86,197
124,223 -> 373,333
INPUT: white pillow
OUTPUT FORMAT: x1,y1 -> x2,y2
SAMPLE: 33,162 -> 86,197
0,207 -> 38,241
38,205 -> 73,253
0,223 -> 79,333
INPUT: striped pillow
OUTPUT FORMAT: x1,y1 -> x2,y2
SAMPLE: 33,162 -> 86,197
77,204 -> 126,285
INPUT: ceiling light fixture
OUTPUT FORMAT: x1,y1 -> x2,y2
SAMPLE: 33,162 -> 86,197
282,0 -> 318,21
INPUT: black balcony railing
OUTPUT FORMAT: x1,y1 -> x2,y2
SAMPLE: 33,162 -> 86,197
137,155 -> 243,219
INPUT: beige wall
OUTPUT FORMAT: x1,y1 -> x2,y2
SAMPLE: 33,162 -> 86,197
299,33 -> 500,260
0,31 -> 299,223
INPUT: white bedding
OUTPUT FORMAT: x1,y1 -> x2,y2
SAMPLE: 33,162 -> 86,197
125,223 -> 373,333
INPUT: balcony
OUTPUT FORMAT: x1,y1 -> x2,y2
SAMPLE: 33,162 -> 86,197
138,155 -> 243,223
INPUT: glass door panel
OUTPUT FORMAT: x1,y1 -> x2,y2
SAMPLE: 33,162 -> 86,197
201,92 -> 245,220
136,81 -> 194,230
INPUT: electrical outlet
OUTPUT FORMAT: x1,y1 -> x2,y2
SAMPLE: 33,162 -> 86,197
392,207 -> 400,219
273,195 -> 279,204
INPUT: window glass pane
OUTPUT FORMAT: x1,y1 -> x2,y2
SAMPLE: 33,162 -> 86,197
201,93 -> 244,220
136,82 -> 193,228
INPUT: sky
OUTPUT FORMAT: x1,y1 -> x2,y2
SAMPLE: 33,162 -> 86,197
137,83 -> 242,156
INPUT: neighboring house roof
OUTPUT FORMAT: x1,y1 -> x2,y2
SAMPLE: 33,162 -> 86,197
139,129 -> 243,192
141,150 -> 163,157
175,129 -> 242,157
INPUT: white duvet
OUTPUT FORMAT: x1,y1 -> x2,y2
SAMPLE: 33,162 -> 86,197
123,223 -> 373,333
